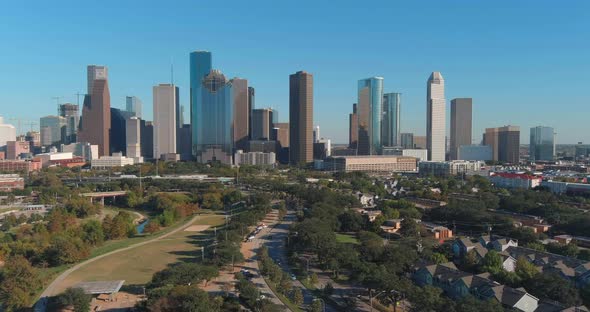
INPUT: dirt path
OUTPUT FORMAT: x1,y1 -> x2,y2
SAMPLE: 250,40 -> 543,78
37,215 -> 199,300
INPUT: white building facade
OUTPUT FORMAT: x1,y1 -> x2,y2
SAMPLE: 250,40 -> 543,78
426,72 -> 446,161
0,116 -> 16,148
234,150 -> 276,166
91,152 -> 135,168
153,84 -> 178,159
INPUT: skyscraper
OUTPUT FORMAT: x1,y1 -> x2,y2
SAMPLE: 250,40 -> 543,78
190,51 -> 212,158
126,96 -> 142,118
40,115 -> 66,146
110,108 -> 130,155
450,98 -> 473,160
484,125 -> 520,163
382,93 -> 401,147
59,103 -> 79,144
126,117 -> 141,159
400,133 -> 414,149
252,108 -> 275,140
427,72 -> 446,161
79,65 -> 111,156
289,71 -> 313,165
349,103 -> 358,149
233,78 -> 249,151
530,126 -> 555,161
357,77 -> 384,155
248,86 -> 255,139
0,116 -> 17,148
313,125 -> 320,143
153,84 -> 179,159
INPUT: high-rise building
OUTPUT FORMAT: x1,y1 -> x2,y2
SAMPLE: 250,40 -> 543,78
0,117 -> 16,149
126,96 -> 142,118
414,135 -> 427,149
450,98 -> 473,160
233,78 -> 249,151
79,65 -> 111,156
382,92 -> 401,147
349,103 -> 358,149
153,84 -> 179,159
357,77 -> 384,155
40,115 -> 66,146
530,126 -> 555,162
400,133 -> 414,149
177,124 -> 192,160
252,108 -> 276,140
25,131 -> 40,148
272,123 -> 289,148
248,87 -> 255,139
126,117 -> 141,160
289,71 -> 313,165
427,72 -> 446,161
59,103 -> 79,144
484,125 -> 520,163
6,141 -> 30,159
313,125 -> 320,143
140,120 -> 153,159
110,108 -> 132,155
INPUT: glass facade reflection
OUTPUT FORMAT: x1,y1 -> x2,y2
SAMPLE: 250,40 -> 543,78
382,93 -> 401,147
530,126 -> 555,161
357,77 -> 383,155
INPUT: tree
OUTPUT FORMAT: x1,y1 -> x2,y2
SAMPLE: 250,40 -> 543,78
429,252 -> 448,264
143,221 -> 160,234
481,250 -> 503,274
147,285 -> 221,312
82,219 -> 104,246
291,287 -> 304,305
408,285 -> 449,312
515,256 -> 539,281
455,296 -> 504,312
149,263 -> 219,289
0,256 -> 41,311
527,273 -> 581,306
53,287 -> 91,312
311,299 -> 323,312
44,236 -> 91,266
310,272 -> 319,285
400,218 -> 420,238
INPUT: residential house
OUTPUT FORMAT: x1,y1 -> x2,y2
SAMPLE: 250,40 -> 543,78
491,238 -> 518,252
452,238 -> 476,258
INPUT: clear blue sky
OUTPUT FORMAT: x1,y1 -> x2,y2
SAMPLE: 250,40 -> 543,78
1,0 -> 589,144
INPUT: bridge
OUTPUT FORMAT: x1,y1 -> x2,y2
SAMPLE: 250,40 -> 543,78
81,191 -> 127,205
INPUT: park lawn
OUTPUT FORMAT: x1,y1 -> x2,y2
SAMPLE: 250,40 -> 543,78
49,214 -> 225,294
335,233 -> 360,245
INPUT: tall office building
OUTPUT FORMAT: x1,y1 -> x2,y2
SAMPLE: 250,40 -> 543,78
79,65 -> 111,156
252,108 -> 276,140
382,93 -> 401,147
289,71 -> 313,165
58,103 -> 79,144
530,126 -> 555,161
313,125 -> 320,143
248,87 -> 255,139
40,115 -> 66,146
126,117 -> 141,159
450,98 -> 473,160
126,96 -> 142,118
233,78 -> 249,151
400,133 -> 414,149
153,84 -> 179,159
140,120 -> 154,159
349,103 -> 358,149
357,77 -> 384,155
110,108 -> 132,155
484,125 -> 520,163
427,72 -> 446,161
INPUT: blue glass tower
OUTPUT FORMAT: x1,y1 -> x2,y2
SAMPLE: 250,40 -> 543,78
382,93 -> 401,147
530,126 -> 555,161
357,77 -> 384,155
190,51 -> 234,164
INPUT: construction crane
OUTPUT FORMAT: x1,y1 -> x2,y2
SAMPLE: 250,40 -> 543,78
8,118 -> 36,135
75,92 -> 85,106
24,121 -> 38,133
52,96 -> 64,115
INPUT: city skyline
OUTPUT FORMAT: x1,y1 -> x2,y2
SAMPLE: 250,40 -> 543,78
1,1 -> 590,144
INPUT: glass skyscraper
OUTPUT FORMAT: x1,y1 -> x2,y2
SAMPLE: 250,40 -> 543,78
530,126 -> 555,161
357,77 -> 384,155
382,92 -> 401,147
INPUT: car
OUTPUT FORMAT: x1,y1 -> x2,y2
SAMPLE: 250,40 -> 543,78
290,274 -> 297,280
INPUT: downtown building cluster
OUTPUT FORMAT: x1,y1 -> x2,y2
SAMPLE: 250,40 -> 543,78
0,56 -> 561,171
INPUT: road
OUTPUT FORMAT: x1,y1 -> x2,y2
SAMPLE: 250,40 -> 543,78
269,211 -> 376,312
35,214 -> 201,311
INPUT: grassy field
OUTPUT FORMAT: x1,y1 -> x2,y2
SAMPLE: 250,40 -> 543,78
50,213 -> 225,293
335,233 -> 360,245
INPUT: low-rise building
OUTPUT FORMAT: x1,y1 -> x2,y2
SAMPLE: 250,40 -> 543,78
419,160 -> 484,177
381,147 -> 428,161
489,172 -> 541,189
324,155 -> 417,173
234,150 -> 276,166
541,180 -> 590,195
0,174 -> 24,191
422,222 -> 453,240
91,153 -> 135,168
0,159 -> 42,173
34,152 -> 74,168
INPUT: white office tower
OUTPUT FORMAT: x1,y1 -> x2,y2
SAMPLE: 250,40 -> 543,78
426,72 -> 446,161
313,125 -> 320,143
153,84 -> 178,159
126,117 -> 143,163
0,116 -> 16,148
